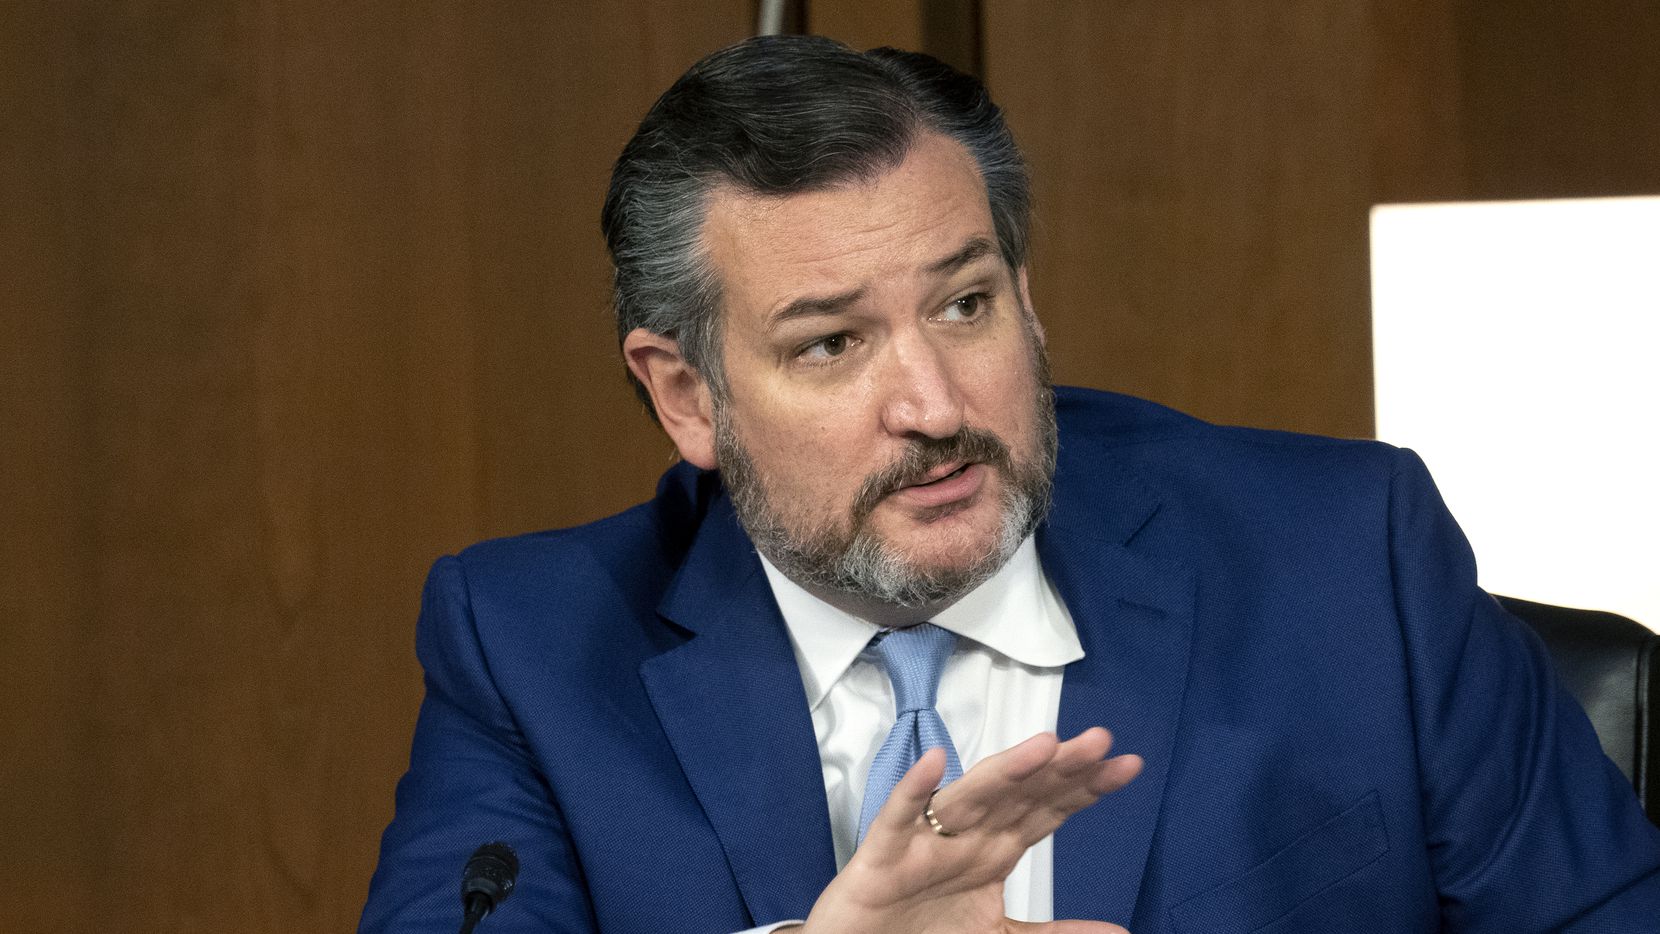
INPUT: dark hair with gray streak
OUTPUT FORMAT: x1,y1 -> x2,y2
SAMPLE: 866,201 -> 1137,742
601,34 -> 1032,417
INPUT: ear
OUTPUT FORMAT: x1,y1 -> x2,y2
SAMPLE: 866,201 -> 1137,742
622,328 -> 718,470
1015,265 -> 1045,346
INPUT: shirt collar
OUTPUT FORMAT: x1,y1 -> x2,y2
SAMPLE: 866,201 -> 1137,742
759,536 -> 1085,710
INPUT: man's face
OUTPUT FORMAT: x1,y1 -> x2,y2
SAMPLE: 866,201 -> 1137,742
700,133 -> 1055,608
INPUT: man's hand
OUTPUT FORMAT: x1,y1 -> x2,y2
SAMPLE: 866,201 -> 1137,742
795,728 -> 1142,934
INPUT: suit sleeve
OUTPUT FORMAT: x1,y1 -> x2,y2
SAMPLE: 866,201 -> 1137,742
1387,449 -> 1660,931
359,555 -> 600,934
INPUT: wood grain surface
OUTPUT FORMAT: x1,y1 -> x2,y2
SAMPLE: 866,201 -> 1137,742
983,0 -> 1660,438
986,0 -> 1384,438
1,3 -> 749,930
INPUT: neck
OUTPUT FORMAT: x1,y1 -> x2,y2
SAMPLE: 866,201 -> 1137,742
791,577 -> 967,629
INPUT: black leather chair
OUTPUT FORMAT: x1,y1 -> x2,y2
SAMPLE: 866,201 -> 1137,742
1497,595 -> 1659,826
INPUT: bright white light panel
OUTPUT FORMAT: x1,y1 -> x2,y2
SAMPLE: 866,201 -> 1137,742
1371,196 -> 1660,631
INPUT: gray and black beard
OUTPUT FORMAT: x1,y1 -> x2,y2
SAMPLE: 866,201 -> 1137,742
714,379 -> 1057,609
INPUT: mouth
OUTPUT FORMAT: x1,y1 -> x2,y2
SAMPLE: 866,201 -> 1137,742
886,461 -> 986,511
903,461 -> 972,489
847,429 -> 1014,521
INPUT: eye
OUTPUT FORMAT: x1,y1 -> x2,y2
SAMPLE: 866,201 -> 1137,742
798,333 -> 854,362
940,292 -> 989,322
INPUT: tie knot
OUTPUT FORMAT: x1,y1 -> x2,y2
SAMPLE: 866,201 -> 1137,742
872,623 -> 956,713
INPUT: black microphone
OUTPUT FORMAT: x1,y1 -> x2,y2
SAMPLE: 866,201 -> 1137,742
458,842 -> 519,934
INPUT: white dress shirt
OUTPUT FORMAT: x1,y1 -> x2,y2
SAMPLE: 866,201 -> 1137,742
741,537 -> 1083,931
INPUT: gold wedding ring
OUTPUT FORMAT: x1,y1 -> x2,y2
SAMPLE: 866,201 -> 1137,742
924,787 -> 959,837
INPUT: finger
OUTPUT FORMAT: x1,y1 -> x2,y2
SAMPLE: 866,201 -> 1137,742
1051,726 -> 1113,770
932,729 -> 1135,842
1089,753 -> 1143,795
935,728 -> 1121,835
922,732 -> 1056,832
866,746 -> 946,841
1002,728 -> 1118,810
961,730 -> 1059,790
1028,753 -> 1142,829
1041,732 -> 1111,792
1007,749 -> 1143,843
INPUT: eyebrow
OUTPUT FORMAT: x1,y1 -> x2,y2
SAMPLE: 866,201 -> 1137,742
768,286 -> 868,329
925,236 -> 1000,276
765,236 -> 1002,330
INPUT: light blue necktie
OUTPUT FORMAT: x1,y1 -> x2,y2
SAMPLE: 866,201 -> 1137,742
856,623 -> 965,845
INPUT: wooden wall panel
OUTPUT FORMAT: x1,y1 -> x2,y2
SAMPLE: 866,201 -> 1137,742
459,2 -> 748,539
811,0 -> 979,74
812,0 -> 926,52
1454,0 -> 1660,200
1,2 -> 748,930
0,6 -> 96,930
984,1 -> 1380,438
1368,0 -> 1470,205
982,1 -> 1660,439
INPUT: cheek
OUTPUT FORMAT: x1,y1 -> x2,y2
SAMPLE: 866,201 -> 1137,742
965,349 -> 1041,422
739,413 -> 863,495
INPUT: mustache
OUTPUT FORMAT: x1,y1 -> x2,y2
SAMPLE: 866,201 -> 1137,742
848,428 -> 1014,522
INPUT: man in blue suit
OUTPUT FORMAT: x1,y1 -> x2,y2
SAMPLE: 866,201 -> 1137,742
361,36 -> 1660,932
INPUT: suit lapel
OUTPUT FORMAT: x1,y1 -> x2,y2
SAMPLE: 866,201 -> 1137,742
638,496 -> 837,925
1041,449 -> 1197,925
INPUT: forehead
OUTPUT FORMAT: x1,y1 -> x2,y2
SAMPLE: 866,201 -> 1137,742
699,134 -> 998,320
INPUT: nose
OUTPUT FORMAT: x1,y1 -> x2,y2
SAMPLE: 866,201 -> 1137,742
877,330 -> 966,440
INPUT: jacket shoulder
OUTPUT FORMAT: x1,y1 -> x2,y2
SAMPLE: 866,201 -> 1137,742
1057,383 -> 1404,464
445,461 -> 720,632
1053,385 -> 1418,546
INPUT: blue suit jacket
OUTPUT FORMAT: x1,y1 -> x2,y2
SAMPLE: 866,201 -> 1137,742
362,387 -> 1660,932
